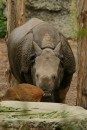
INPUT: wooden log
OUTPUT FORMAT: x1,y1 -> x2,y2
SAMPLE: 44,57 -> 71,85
7,0 -> 25,35
6,0 -> 25,87
76,0 -> 87,109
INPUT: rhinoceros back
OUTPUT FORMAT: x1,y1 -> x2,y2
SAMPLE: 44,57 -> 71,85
8,18 -> 44,45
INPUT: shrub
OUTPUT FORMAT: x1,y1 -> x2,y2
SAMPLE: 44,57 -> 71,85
0,0 -> 7,38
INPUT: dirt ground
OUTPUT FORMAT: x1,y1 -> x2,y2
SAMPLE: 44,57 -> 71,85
0,38 -> 77,106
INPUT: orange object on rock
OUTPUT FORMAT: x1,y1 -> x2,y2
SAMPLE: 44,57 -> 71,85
0,84 -> 45,102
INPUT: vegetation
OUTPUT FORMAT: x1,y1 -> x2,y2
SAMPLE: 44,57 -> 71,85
0,0 -> 7,38
70,0 -> 78,39
0,106 -> 81,120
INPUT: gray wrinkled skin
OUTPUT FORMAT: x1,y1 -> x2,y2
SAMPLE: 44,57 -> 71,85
7,18 -> 76,103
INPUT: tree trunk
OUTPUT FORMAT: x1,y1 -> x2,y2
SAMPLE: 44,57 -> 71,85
77,0 -> 87,109
6,0 -> 25,87
7,0 -> 25,36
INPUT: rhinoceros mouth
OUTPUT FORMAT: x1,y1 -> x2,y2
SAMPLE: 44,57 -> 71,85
41,92 -> 52,102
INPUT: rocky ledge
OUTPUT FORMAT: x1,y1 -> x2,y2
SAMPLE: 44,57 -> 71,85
0,101 -> 87,130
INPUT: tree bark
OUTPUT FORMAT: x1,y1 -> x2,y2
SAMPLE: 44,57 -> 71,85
6,0 -> 25,87
77,0 -> 87,109
7,0 -> 25,36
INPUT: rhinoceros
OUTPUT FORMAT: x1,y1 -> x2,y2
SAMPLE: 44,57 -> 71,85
7,18 -> 76,103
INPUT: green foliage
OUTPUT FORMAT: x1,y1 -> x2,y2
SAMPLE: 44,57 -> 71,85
77,28 -> 87,38
0,0 -> 7,38
70,0 -> 78,39
70,0 -> 87,39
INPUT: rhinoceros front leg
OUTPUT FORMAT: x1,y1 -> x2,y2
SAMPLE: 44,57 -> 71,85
52,73 -> 73,103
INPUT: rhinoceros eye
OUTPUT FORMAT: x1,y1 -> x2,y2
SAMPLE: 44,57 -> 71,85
31,60 -> 35,67
58,54 -> 63,60
30,54 -> 36,66
30,54 -> 36,61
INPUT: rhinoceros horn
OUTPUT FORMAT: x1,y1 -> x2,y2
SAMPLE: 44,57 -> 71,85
33,41 -> 42,56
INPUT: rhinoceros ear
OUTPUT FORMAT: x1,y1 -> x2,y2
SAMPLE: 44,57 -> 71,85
54,42 -> 62,57
33,41 -> 42,56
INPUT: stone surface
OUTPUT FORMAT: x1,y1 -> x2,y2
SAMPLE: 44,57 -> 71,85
2,0 -> 76,38
0,101 -> 87,130
25,0 -> 75,38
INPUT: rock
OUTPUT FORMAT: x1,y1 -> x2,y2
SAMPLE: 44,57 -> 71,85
2,0 -> 76,38
2,0 -> 7,18
0,101 -> 87,130
3,7 -> 7,18
25,0 -> 74,38
2,0 -> 6,5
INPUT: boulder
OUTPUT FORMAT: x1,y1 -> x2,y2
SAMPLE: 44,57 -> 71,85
3,0 -> 76,38
0,101 -> 87,130
25,0 -> 74,38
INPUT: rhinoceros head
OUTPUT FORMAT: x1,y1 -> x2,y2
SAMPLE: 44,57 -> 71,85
32,41 -> 64,94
